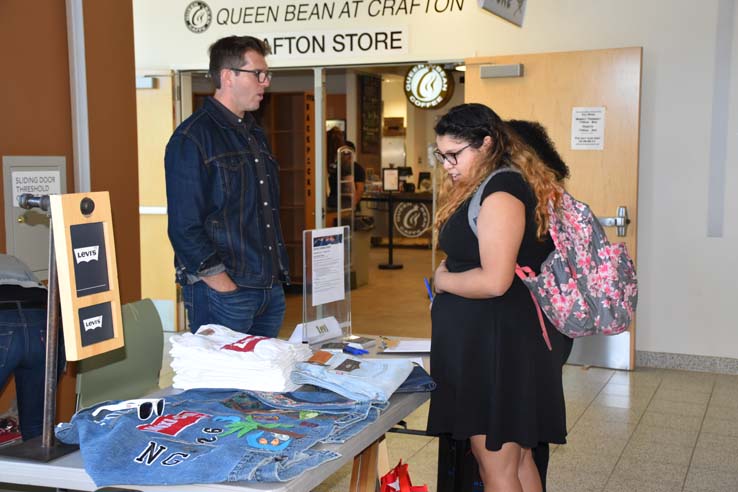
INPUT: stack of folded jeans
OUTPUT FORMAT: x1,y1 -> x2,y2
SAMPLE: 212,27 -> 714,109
55,388 -> 343,487
290,353 -> 414,402
169,325 -> 312,392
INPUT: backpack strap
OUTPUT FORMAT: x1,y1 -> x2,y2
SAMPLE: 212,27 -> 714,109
467,166 -> 521,237
466,167 -> 554,352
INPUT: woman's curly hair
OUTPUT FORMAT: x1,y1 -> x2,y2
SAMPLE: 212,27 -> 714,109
434,104 -> 562,239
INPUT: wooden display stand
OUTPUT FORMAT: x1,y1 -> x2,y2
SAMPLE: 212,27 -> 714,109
0,192 -> 123,461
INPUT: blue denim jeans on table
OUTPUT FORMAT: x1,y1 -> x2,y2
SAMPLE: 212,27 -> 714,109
290,354 -> 414,403
56,388 -> 341,487
395,364 -> 436,393
0,305 -> 64,440
182,281 -> 285,337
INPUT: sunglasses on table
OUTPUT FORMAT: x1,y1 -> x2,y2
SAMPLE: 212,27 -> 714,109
91,398 -> 165,420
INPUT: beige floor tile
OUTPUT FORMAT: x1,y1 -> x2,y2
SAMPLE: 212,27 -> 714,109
629,424 -> 699,447
683,465 -> 738,492
652,386 -> 712,404
610,456 -> 688,484
659,379 -> 715,395
569,418 -> 638,438
578,404 -> 645,425
709,390 -> 738,408
646,398 -> 708,417
705,403 -> 738,421
689,433 -> 738,474
713,374 -> 738,390
549,444 -> 620,473
620,439 -> 693,466
639,410 -> 703,431
591,392 -> 650,411
559,432 -> 629,459
599,382 -> 658,400
608,369 -> 664,387
604,476 -> 684,492
547,465 -> 611,492
701,416 -> 738,438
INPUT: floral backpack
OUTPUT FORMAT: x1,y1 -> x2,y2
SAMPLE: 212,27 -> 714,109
468,167 -> 638,349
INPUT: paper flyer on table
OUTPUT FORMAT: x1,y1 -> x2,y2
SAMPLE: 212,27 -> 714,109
311,227 -> 345,306
381,339 -> 431,353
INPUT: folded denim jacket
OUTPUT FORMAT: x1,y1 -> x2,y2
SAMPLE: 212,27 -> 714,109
55,388 -> 342,487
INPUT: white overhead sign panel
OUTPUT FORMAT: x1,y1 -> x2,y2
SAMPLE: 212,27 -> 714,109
134,0 -> 470,69
263,28 -> 408,61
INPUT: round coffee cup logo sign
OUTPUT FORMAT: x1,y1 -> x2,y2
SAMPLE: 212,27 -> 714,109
393,203 -> 432,238
184,1 -> 212,33
404,64 -> 454,109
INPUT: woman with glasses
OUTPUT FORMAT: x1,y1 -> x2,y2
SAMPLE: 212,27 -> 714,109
427,104 -> 568,492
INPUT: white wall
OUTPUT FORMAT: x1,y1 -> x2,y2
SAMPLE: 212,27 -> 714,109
133,0 -> 738,359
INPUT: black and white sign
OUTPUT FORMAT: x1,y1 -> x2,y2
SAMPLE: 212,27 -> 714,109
11,171 -> 61,208
571,107 -> 606,150
78,302 -> 114,347
70,222 -> 109,296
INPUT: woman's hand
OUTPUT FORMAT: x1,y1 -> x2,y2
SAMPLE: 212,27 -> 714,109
433,260 -> 448,294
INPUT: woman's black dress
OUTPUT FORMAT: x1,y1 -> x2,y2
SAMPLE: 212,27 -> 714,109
427,172 -> 567,451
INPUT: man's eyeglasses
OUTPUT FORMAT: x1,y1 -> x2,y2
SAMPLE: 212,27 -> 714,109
433,144 -> 472,166
230,67 -> 273,83
92,398 -> 165,420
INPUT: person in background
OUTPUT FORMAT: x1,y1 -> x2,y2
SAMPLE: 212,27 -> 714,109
165,35 -> 289,337
508,119 -> 573,492
0,254 -> 65,441
327,140 -> 366,212
427,103 -> 568,492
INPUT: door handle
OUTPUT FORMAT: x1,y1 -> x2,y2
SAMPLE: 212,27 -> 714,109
598,206 -> 630,237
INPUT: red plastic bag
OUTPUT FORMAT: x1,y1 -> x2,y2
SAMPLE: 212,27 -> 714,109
380,459 -> 428,492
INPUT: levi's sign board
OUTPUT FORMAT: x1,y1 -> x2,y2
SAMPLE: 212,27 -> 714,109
51,192 -> 123,360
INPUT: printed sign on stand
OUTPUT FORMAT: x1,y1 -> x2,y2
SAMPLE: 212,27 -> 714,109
50,192 -> 123,360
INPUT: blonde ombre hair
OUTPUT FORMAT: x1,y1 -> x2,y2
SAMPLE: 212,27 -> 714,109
434,104 -> 562,239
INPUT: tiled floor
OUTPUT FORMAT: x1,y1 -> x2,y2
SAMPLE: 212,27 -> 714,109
157,246 -> 738,492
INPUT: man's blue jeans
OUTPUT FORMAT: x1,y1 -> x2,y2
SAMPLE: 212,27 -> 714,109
0,305 -> 48,440
182,282 -> 285,337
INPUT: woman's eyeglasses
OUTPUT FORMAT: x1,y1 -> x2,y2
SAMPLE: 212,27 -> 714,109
230,67 -> 273,83
433,144 -> 472,166
92,398 -> 165,420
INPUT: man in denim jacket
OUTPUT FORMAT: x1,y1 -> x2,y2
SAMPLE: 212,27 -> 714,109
165,36 -> 289,337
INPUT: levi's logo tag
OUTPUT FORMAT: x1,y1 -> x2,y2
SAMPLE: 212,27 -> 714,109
82,315 -> 103,331
74,245 -> 99,263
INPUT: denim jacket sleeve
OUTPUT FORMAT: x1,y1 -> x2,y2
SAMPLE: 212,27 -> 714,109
164,133 -> 225,278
